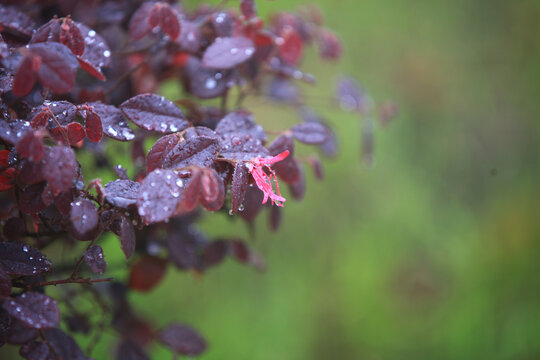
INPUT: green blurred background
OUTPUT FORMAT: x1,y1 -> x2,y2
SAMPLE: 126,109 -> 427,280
127,0 -> 540,359
6,0 -> 540,358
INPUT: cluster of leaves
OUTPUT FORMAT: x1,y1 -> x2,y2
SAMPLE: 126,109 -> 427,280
0,0 -> 395,358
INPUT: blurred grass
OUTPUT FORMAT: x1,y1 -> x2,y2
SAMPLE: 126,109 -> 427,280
4,0 -> 540,359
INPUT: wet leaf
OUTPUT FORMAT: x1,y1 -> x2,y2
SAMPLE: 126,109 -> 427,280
60,18 -> 84,56
70,198 -> 99,240
148,3 -> 181,40
146,134 -> 181,172
83,245 -> 106,274
120,93 -> 188,133
88,102 -> 134,141
162,135 -> 220,170
5,317 -> 39,345
67,122 -> 85,145
215,110 -> 266,144
202,36 -> 255,69
18,182 -> 47,214
0,267 -> 10,298
128,2 -> 154,40
84,108 -> 103,143
129,256 -> 167,292
231,162 -> 249,213
137,169 -> 185,224
16,131 -> 44,162
0,119 -> 32,146
198,168 -> 225,211
0,5 -> 36,38
158,324 -> 207,356
0,242 -> 51,276
43,146 -> 77,197
13,55 -> 38,97
3,292 -> 59,329
104,180 -> 140,209
335,76 -> 368,113
77,23 -> 112,80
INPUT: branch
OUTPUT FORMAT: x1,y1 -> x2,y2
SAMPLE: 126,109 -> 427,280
25,277 -> 114,289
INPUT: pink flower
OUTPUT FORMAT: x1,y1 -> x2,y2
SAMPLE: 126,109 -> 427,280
247,150 -> 290,207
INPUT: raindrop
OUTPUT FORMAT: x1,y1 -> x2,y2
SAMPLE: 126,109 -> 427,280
245,48 -> 254,56
88,30 -> 96,37
22,245 -> 29,252
228,209 -> 234,216
205,78 -> 217,89
176,179 -> 183,187
230,47 -> 239,55
103,50 -> 111,58
238,204 -> 245,211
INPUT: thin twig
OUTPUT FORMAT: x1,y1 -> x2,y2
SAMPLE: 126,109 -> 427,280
23,277 -> 114,289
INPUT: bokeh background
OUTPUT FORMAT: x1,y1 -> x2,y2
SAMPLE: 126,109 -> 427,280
4,0 -> 540,359
126,0 -> 540,359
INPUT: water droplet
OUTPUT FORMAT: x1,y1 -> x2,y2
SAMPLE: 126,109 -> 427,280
82,214 -> 87,220
88,30 -> 96,37
238,204 -> 245,211
107,126 -> 118,137
170,124 -> 178,132
103,50 -> 111,58
22,245 -> 29,252
176,179 -> 183,187
205,78 -> 217,89
245,48 -> 254,56
150,182 -> 155,187
228,209 -> 234,216
230,47 -> 239,55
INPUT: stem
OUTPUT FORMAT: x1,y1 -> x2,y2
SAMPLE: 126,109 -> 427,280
26,277 -> 113,289
105,61 -> 147,96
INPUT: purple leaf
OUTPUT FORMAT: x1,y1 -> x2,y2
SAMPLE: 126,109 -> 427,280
215,110 -> 266,144
202,36 -> 255,69
0,119 -> 32,146
120,216 -> 136,259
70,198 -> 99,240
60,18 -> 85,56
116,339 -> 150,360
137,169 -> 184,224
162,135 -> 220,170
290,121 -> 330,145
120,93 -> 188,133
19,340 -> 51,360
84,108 -> 103,143
87,102 -> 134,141
18,182 -> 47,214
3,292 -> 60,329
0,267 -> 11,298
146,134 -> 181,172
27,43 -> 79,94
0,5 -> 36,38
231,162 -> 250,214
83,245 -> 107,274
335,76 -> 369,113
77,23 -> 112,80
158,324 -> 207,356
0,242 -> 51,276
43,328 -> 87,360
43,146 -> 77,197
202,240 -> 228,268
148,3 -> 181,40
104,180 -> 140,209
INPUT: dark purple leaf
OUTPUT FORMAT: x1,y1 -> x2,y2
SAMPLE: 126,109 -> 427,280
16,130 -> 44,162
29,18 -> 61,44
288,165 -> 306,201
308,156 -> 325,180
19,182 -> 47,214
70,198 -> 99,240
87,102 -> 134,141
220,135 -> 269,161
185,57 -> 233,99
19,341 -> 51,360
116,339 -> 150,360
137,169 -> 184,224
215,110 -> 266,144
0,5 -> 36,38
60,18 -> 84,56
231,162 -> 249,213
290,121 -> 330,145
238,185 -> 264,223
202,240 -> 228,268
83,245 -> 106,274
5,318 -> 38,345
162,135 -> 220,170
17,159 -> 44,185
3,217 -> 25,240
43,146 -> 77,197
167,225 -> 205,270
84,108 -> 102,143
43,328 -> 87,360
3,292 -> 60,329
159,324 -> 207,356
120,216 -> 136,259
202,36 -> 255,69
267,77 -> 300,104
268,204 -> 282,232
104,180 -> 140,209
0,267 -> 10,298
27,43 -> 79,94
0,242 -> 51,276
29,101 -> 77,131
267,134 -> 300,184
0,119 -> 32,145
120,93 -> 188,133
77,23 -> 112,80
176,20 -> 202,53
129,256 -> 167,292
146,134 -> 181,172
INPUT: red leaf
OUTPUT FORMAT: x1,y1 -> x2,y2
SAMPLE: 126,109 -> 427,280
60,18 -> 85,56
199,168 -> 225,211
84,108 -> 103,143
240,0 -> 257,19
129,256 -> 167,292
67,122 -> 85,145
317,28 -> 342,61
146,134 -> 181,172
278,28 -> 303,65
149,3 -> 181,40
129,2 -> 154,40
3,292 -> 60,329
202,36 -> 255,69
13,55 -> 38,97
0,168 -> 15,191
87,102 -> 134,141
